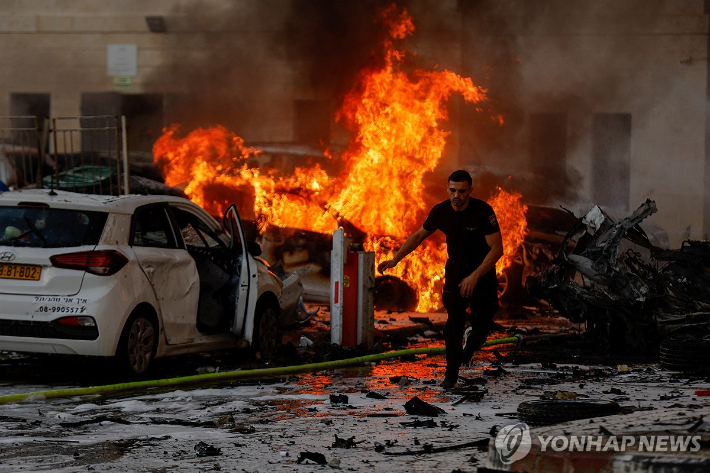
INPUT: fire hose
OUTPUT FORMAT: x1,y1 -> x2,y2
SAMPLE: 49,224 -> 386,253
0,335 -> 533,405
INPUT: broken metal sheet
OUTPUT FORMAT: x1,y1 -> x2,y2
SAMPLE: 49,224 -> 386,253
581,205 -> 611,232
278,271 -> 303,325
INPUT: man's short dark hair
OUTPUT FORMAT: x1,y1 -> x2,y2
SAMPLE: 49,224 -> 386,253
448,170 -> 472,185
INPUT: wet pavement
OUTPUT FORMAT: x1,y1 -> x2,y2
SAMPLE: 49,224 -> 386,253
1,308 -> 709,471
288,303 -> 579,347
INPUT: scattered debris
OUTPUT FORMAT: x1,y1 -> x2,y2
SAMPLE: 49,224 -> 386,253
194,441 -> 222,457
403,396 -> 445,417
483,366 -> 506,377
297,451 -> 327,465
366,391 -> 388,400
408,315 -> 433,328
382,438 -> 489,456
451,386 -> 487,405
332,435 -> 364,449
400,419 -> 437,428
389,376 -> 411,386
658,390 -> 684,401
528,199 -> 710,349
230,424 -> 256,434
330,394 -> 349,404
440,420 -> 459,430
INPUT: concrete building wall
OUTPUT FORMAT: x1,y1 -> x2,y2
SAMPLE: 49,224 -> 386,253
0,0 -> 299,142
1,0 -> 708,246
459,0 -> 709,247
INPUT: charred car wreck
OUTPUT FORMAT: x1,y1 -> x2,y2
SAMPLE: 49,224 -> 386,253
527,199 -> 710,350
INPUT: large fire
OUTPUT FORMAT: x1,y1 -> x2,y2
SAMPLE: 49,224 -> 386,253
153,6 -> 527,312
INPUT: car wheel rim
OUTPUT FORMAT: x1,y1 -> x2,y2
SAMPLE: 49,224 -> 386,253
497,273 -> 508,298
127,318 -> 155,374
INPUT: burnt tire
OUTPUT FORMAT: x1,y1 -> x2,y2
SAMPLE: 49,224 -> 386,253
374,276 -> 417,312
517,399 -> 622,426
254,301 -> 280,361
498,263 -> 537,305
116,312 -> 158,378
660,333 -> 710,372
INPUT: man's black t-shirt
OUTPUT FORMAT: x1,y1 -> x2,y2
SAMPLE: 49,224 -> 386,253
423,198 -> 500,280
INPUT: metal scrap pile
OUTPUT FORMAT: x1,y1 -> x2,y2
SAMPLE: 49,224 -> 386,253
527,199 -> 710,349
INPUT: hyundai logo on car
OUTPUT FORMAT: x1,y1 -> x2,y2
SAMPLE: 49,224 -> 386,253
0,252 -> 15,262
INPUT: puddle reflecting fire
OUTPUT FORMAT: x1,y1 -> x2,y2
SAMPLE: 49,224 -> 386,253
279,336 -> 511,409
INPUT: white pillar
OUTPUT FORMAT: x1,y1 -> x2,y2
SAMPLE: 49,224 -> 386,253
330,227 -> 346,345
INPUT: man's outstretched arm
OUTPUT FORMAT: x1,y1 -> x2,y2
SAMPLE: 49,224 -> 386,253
377,226 -> 434,274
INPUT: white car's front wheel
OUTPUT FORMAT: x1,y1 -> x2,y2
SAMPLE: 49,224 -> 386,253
117,312 -> 157,377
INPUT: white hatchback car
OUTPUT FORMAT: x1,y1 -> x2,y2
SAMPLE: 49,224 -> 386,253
0,190 -> 302,376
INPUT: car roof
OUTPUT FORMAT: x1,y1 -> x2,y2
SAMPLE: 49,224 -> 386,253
0,189 -> 199,215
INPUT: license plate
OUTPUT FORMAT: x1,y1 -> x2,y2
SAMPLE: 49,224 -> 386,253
0,263 -> 41,281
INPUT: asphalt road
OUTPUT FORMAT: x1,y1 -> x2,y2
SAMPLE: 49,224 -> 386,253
1,336 -> 707,472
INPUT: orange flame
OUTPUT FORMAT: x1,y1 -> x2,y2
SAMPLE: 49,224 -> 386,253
153,6 -> 526,312
489,188 -> 528,275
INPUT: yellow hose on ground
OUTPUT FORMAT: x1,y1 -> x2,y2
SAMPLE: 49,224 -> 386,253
0,336 -> 522,405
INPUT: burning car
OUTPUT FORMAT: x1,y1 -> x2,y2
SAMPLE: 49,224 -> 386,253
0,190 -> 301,376
495,204 -> 579,303
525,199 -> 709,350
148,7 -> 530,314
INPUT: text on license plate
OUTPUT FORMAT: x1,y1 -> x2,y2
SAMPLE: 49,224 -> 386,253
0,263 -> 41,281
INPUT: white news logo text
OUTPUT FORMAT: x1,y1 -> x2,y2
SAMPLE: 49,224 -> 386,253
538,434 -> 700,453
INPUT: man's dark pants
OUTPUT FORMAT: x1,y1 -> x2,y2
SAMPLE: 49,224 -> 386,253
442,261 -> 499,382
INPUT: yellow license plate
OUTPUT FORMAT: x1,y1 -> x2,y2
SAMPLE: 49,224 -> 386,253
0,263 -> 41,281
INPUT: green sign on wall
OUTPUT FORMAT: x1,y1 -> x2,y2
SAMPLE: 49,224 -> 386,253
113,76 -> 132,90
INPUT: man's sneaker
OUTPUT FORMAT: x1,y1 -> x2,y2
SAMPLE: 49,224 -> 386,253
439,378 -> 458,389
461,327 -> 476,366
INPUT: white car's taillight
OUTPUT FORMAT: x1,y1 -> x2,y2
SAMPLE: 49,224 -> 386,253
50,250 -> 128,276
56,316 -> 96,327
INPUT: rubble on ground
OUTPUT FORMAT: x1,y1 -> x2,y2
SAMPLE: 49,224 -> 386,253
527,199 -> 710,349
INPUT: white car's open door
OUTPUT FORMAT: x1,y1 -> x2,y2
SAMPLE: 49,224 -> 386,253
224,204 -> 257,337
